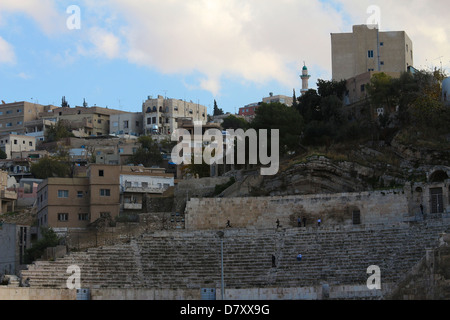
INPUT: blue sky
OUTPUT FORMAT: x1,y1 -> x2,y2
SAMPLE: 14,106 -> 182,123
0,0 -> 448,114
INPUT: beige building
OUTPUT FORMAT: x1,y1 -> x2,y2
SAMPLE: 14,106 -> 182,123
0,101 -> 57,136
143,95 -> 208,135
331,25 -> 414,81
40,106 -> 125,137
119,166 -> 174,213
0,134 -> 36,159
110,112 -> 143,137
36,164 -> 121,233
35,164 -> 174,234
344,71 -> 402,106
0,170 -> 17,214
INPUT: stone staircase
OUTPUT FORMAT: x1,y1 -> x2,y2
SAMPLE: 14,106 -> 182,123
19,220 -> 450,292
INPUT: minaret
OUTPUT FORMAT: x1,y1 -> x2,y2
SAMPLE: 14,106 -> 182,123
300,62 -> 311,95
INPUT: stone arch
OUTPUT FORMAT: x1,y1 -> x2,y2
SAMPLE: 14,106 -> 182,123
429,170 -> 449,183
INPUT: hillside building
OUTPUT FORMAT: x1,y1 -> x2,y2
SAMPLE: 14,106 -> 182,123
142,95 -> 208,135
331,25 -> 414,81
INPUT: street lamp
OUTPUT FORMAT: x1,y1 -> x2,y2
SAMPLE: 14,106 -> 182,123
217,231 -> 225,300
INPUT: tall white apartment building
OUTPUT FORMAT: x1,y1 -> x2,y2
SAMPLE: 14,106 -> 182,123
142,95 -> 208,135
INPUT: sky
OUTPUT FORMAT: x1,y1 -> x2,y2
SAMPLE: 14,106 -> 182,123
0,0 -> 449,115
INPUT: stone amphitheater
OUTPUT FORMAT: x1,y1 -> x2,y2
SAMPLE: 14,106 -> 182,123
11,218 -> 450,300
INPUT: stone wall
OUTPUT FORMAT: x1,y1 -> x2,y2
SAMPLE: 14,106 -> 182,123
0,287 -> 76,300
185,190 -> 408,230
0,285 -> 389,300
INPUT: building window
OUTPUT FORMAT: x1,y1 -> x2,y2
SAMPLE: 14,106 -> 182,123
368,50 -> 374,58
123,121 -> 129,128
6,123 -> 12,127
113,121 -> 118,127
14,140 -> 17,145
142,182 -> 148,188
58,190 -> 69,198
77,191 -> 83,198
78,213 -> 89,221
58,213 -> 68,221
380,61 -> 384,65
100,189 -> 111,196
361,85 -> 365,92
380,42 -> 384,46
99,169 -> 104,177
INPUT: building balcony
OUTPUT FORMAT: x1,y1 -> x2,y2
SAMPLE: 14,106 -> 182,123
1,190 -> 18,200
123,203 -> 142,210
122,186 -> 165,194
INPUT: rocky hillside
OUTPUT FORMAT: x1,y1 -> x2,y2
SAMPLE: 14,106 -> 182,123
219,131 -> 450,197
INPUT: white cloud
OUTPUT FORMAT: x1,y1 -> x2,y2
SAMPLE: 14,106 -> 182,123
88,27 -> 121,59
0,36 -> 15,64
17,72 -> 32,79
335,0 -> 450,71
0,0 -> 65,35
102,0 -> 347,96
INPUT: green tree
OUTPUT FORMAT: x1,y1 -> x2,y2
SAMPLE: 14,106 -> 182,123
0,149 -> 7,159
221,115 -> 250,130
251,102 -> 304,155
127,135 -> 163,167
317,79 -> 347,99
30,156 -> 71,179
296,89 -> 322,123
24,227 -> 60,263
45,121 -> 74,143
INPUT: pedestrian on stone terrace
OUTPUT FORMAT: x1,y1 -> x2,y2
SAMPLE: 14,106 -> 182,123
317,218 -> 321,227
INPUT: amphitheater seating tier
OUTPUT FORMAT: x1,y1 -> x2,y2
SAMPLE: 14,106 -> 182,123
20,220 -> 450,290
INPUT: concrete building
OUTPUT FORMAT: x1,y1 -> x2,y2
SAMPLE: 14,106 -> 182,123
238,93 -> 294,121
0,223 -> 30,277
0,134 -> 36,159
343,71 -> 402,106
238,102 -> 260,121
36,164 -> 174,235
331,25 -> 414,81
110,112 -> 143,137
0,101 -> 57,136
142,95 -> 208,135
119,166 -> 174,213
0,170 -> 16,214
262,93 -> 293,106
40,106 -> 125,137
36,164 -> 120,235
